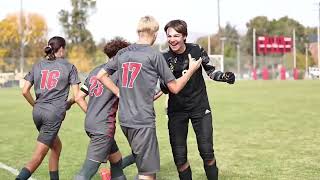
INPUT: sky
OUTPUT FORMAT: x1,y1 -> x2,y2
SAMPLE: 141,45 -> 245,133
0,0 -> 319,43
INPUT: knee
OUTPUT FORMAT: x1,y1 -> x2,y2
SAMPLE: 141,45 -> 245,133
136,174 -> 156,180
172,146 -> 188,167
51,138 -> 62,153
198,143 -> 214,163
108,151 -> 121,164
177,162 -> 190,172
205,159 -> 216,166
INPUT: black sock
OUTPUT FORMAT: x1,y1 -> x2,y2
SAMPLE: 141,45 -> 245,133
204,163 -> 219,180
121,154 -> 135,169
16,167 -> 31,180
76,159 -> 101,179
110,159 -> 124,178
50,170 -> 59,180
178,166 -> 192,180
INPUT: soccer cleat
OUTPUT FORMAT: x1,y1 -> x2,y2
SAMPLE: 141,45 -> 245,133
100,168 -> 111,180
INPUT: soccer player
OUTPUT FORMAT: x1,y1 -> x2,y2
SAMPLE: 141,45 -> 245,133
96,16 -> 202,180
74,38 -> 135,180
16,36 -> 80,180
161,19 -> 235,180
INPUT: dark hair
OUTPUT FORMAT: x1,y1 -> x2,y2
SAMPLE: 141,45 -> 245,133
164,19 -> 188,37
44,36 -> 66,60
103,37 -> 130,58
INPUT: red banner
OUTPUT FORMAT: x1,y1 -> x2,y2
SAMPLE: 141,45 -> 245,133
257,36 -> 292,54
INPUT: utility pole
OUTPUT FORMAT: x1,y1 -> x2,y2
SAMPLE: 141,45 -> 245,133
217,0 -> 221,32
318,2 -> 320,74
220,37 -> 226,72
237,42 -> 240,79
19,0 -> 24,75
253,28 -> 256,69
208,35 -> 211,55
293,29 -> 296,69
305,43 -> 309,78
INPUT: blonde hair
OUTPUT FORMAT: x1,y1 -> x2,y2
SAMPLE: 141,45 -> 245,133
137,16 -> 159,35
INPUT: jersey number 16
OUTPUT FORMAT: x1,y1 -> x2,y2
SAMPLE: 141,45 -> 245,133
40,70 -> 60,90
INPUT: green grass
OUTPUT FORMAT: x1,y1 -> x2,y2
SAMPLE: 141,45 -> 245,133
0,80 -> 320,180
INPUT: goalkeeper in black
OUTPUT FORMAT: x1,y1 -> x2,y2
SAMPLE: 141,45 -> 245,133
161,19 -> 235,180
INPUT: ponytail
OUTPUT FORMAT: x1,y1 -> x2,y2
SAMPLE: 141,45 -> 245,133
44,45 -> 55,60
44,36 -> 66,60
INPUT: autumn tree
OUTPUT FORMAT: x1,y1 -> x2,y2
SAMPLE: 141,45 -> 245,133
0,13 -> 47,72
68,45 -> 93,72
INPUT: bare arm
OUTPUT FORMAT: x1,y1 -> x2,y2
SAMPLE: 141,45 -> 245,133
75,90 -> 88,113
166,54 -> 202,94
66,84 -> 80,110
97,69 -> 119,97
21,81 -> 35,107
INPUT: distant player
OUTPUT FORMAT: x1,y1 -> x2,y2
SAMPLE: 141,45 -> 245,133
74,38 -> 135,180
96,16 -> 202,180
16,36 -> 80,180
161,19 -> 235,180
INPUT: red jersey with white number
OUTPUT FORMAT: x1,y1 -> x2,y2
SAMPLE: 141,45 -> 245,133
80,64 -> 119,135
24,58 -> 80,107
103,44 -> 175,128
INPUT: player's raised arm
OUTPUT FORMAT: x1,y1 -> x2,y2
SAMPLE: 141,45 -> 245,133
96,68 -> 119,97
166,54 -> 202,94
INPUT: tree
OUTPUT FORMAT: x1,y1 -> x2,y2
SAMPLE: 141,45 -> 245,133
59,0 -> 96,54
0,13 -> 47,72
245,16 -> 307,55
196,22 -> 240,57
244,16 -> 312,70
245,16 -> 270,55
68,45 -> 92,72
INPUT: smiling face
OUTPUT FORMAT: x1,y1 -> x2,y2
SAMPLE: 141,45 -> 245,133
166,27 -> 186,54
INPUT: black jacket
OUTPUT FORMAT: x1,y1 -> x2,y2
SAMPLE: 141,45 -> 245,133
162,43 -> 223,113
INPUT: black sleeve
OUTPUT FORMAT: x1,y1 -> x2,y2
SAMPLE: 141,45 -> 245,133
199,46 -> 225,81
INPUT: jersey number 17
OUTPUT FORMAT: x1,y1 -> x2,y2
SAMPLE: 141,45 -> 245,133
121,62 -> 142,88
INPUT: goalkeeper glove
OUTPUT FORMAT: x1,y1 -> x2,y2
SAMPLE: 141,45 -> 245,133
222,72 -> 235,84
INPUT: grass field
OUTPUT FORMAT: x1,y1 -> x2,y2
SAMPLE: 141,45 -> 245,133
0,80 -> 320,180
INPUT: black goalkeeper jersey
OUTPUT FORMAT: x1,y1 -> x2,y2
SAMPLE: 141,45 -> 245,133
163,43 -> 217,113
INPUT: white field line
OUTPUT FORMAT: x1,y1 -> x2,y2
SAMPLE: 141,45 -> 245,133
0,162 -> 36,180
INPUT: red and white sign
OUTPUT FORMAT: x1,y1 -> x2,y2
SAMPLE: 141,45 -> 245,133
257,36 -> 292,54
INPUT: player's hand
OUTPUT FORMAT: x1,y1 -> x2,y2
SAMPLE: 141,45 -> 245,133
66,98 -> 74,111
223,72 -> 235,84
188,54 -> 202,73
